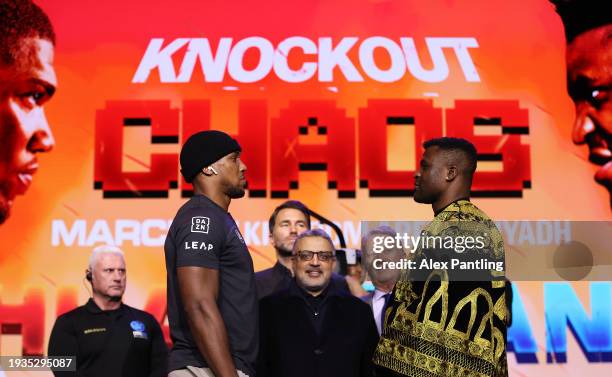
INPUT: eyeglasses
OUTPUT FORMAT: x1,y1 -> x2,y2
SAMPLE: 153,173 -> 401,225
296,250 -> 335,262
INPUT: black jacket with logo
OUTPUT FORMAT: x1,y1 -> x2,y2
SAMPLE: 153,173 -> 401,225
48,299 -> 167,377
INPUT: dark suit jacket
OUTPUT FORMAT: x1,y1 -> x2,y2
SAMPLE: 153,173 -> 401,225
258,280 -> 379,377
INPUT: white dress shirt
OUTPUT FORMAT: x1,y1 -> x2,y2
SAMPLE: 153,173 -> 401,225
372,289 -> 391,335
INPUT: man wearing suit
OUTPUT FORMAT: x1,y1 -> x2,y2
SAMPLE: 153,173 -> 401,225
258,229 -> 379,377
255,200 -> 350,299
255,200 -> 310,299
360,226 -> 405,335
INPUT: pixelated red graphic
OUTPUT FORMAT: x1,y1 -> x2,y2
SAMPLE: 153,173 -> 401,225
94,101 -> 179,198
0,290 -> 45,355
56,288 -> 78,317
270,101 -> 356,197
359,99 -> 443,195
93,99 -> 531,198
447,100 -> 531,196
143,289 -> 172,347
180,100 -> 268,197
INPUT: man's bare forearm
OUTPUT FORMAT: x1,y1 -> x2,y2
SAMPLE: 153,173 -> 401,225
184,301 -> 238,377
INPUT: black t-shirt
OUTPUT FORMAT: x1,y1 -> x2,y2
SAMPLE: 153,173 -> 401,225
165,194 -> 258,375
47,299 -> 167,377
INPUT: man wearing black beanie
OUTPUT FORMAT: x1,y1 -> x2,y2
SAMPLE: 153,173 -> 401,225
165,130 -> 257,377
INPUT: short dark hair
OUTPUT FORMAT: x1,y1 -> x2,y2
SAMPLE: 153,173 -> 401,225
423,137 -> 478,175
551,0 -> 612,43
268,200 -> 311,231
0,0 -> 56,66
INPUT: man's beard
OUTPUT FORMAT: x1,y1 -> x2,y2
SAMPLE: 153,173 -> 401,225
300,277 -> 328,294
276,243 -> 293,258
413,189 -> 434,204
227,186 -> 246,199
304,283 -> 326,293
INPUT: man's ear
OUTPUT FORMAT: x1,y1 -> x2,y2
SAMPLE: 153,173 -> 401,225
446,165 -> 458,181
269,230 -> 276,247
201,167 -> 214,177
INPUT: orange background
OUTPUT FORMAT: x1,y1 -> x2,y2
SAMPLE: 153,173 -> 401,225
0,0 -> 610,375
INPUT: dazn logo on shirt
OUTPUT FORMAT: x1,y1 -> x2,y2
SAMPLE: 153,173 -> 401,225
191,216 -> 210,233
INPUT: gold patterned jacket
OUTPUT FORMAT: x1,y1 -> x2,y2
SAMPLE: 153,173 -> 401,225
373,200 -> 508,377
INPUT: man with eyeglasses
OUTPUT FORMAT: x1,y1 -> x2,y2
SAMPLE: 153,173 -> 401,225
257,229 -> 378,377
256,200 -> 350,300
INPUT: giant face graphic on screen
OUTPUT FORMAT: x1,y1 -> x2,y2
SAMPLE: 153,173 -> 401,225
0,0 -> 56,224
553,0 -> 612,207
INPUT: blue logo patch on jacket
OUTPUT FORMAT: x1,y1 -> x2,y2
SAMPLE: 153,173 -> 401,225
130,320 -> 145,332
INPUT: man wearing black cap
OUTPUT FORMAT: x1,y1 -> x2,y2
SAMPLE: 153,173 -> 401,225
165,130 -> 257,377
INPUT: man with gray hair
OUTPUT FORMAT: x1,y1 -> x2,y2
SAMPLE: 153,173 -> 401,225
256,200 -> 351,299
48,245 -> 167,377
258,229 -> 378,377
360,226 -> 405,335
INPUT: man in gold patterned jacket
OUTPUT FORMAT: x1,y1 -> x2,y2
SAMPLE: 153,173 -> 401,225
373,137 -> 508,377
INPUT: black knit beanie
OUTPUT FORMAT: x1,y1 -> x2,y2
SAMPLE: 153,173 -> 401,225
180,130 -> 241,183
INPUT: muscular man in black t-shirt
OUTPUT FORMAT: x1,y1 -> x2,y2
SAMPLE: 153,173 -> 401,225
166,130 -> 257,377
